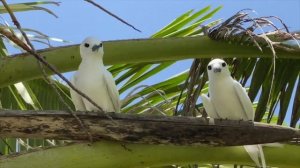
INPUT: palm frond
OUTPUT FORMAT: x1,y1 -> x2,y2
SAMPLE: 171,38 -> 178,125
114,6 -> 222,115
0,1 -> 59,17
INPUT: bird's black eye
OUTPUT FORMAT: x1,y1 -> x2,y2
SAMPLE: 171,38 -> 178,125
99,43 -> 103,47
222,62 -> 226,67
84,43 -> 90,48
207,65 -> 212,70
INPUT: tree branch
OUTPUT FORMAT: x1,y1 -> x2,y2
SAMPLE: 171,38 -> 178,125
1,141 -> 300,168
84,0 -> 141,32
0,36 -> 299,88
0,110 -> 298,145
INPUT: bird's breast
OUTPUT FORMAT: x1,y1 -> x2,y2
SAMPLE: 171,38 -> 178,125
209,79 -> 245,120
74,68 -> 115,111
76,71 -> 104,89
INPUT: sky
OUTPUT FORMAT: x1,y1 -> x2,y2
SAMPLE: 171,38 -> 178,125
9,0 -> 300,43
4,0 -> 300,124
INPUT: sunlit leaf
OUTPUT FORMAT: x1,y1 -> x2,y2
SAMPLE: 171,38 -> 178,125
0,1 -> 59,17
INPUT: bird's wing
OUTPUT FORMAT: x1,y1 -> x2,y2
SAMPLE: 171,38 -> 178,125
244,145 -> 266,168
70,75 -> 86,111
258,145 -> 266,168
201,94 -> 219,118
103,70 -> 121,112
233,81 -> 254,121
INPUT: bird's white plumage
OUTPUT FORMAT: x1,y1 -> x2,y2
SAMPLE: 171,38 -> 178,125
103,69 -> 121,112
201,94 -> 219,119
233,81 -> 254,120
70,37 -> 121,112
201,58 -> 266,168
244,144 -> 265,167
70,76 -> 86,111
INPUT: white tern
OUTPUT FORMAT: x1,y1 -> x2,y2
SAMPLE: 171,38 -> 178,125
70,37 -> 121,112
201,58 -> 266,168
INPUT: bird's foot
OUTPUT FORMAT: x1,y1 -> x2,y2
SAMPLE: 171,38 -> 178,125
218,118 -> 228,122
238,119 -> 244,124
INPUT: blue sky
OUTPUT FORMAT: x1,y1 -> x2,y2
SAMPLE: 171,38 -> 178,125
10,0 -> 300,43
5,0 -> 300,124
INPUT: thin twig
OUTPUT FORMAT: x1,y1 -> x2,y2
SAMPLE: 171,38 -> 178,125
0,0 -> 116,142
182,59 -> 200,116
174,64 -> 195,116
190,67 -> 208,116
0,0 -> 107,114
84,0 -> 141,32
244,14 -> 277,118
0,0 -> 94,141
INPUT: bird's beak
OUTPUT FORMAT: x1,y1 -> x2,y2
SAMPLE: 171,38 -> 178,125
213,67 -> 222,73
92,43 -> 102,52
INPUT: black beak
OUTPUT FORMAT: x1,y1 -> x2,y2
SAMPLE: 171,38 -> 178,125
92,43 -> 102,52
213,67 -> 221,73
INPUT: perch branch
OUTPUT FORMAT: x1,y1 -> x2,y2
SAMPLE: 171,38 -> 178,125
84,0 -> 141,32
0,110 -> 298,146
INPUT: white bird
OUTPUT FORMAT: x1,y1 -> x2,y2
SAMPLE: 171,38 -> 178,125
201,58 -> 266,168
70,37 -> 121,113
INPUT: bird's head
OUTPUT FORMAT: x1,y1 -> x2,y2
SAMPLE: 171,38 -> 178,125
207,59 -> 231,79
80,36 -> 104,60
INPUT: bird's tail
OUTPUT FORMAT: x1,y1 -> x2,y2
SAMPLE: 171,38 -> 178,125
244,145 -> 266,168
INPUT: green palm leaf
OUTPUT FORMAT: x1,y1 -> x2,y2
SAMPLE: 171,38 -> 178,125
0,1 -> 59,17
